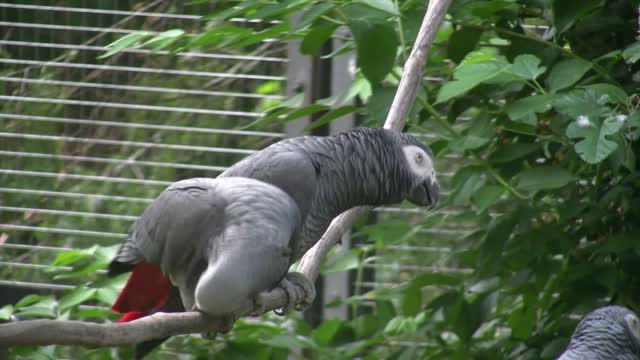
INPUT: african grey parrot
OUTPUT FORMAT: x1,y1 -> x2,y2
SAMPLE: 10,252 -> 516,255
557,305 -> 640,360
108,127 -> 439,357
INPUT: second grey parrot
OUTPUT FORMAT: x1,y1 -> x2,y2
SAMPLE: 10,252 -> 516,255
558,305 -> 640,360
108,127 -> 440,357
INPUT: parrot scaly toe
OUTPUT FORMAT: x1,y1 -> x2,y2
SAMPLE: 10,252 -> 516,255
274,271 -> 315,316
192,305 -> 235,338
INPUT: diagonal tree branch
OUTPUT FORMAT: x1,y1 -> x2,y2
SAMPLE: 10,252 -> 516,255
0,0 -> 452,347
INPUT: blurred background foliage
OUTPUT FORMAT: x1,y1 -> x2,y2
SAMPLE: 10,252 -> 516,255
2,0 -> 640,359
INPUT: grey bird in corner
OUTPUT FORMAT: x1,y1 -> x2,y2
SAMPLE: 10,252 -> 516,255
558,305 -> 640,360
108,127 -> 440,358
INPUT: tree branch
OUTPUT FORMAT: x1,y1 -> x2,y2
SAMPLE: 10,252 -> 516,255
0,0 -> 453,348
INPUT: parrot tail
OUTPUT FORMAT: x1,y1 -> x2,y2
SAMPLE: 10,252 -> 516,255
111,262 -> 173,318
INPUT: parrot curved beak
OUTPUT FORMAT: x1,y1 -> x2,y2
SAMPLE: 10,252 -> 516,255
407,178 -> 439,209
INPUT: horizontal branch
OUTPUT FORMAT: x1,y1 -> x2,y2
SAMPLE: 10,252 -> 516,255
0,288 -> 287,347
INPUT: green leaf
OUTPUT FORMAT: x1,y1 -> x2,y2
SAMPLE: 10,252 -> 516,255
447,27 -> 483,64
350,21 -> 398,84
312,318 -> 343,346
450,116 -> 495,151
355,221 -> 415,247
581,84 -> 629,105
450,169 -> 486,205
566,115 -> 625,164
436,50 -> 511,103
553,90 -> 610,118
59,287 -> 97,311
301,22 -> 338,55
505,94 -> 554,123
143,29 -> 185,51
190,26 -> 253,48
622,42 -> 640,64
517,166 -> 575,191
0,305 -> 13,320
14,297 -> 58,319
402,285 -> 422,316
473,185 -> 506,213
546,58 -> 592,93
490,143 -> 539,163
410,273 -> 462,287
15,294 -> 51,309
355,0 -> 399,16
509,54 -> 546,80
305,106 -> 359,130
509,304 -> 537,339
322,248 -> 362,274
297,3 -> 335,29
99,31 -> 152,58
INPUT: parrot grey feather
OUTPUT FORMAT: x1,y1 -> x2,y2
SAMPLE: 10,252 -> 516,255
113,177 -> 301,316
558,306 -> 640,360
221,127 -> 439,259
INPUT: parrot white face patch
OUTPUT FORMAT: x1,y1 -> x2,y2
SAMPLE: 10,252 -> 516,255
402,145 -> 436,185
625,313 -> 640,342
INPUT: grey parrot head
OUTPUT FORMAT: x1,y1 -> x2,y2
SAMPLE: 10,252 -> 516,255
560,305 -> 640,359
393,132 -> 440,208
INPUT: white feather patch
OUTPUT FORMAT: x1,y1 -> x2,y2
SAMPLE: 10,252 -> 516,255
401,145 -> 436,185
625,313 -> 640,342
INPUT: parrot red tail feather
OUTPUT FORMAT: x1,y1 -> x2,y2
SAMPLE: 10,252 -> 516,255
112,262 -> 173,322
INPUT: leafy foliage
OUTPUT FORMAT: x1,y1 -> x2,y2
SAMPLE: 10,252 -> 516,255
5,0 -> 640,359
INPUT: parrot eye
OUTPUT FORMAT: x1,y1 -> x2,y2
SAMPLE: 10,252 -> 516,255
415,152 -> 424,164
625,314 -> 640,342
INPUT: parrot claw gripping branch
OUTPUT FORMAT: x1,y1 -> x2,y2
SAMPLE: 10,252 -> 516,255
0,0 -> 453,352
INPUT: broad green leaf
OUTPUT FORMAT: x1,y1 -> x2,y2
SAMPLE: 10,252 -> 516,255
546,58 -> 592,93
206,0 -> 261,21
410,273 -> 462,287
356,0 -> 399,16
436,59 -> 508,103
384,316 -> 417,336
312,318 -> 343,346
402,285 -> 421,316
553,90 -> 610,118
350,21 -> 398,84
473,185 -> 505,213
447,27 -> 483,64
622,42 -> 640,64
234,23 -> 290,47
449,116 -> 495,151
509,54 -> 546,80
14,297 -> 58,319
518,166 -> 575,191
580,84 -> 628,105
490,143 -> 539,163
450,171 -> 486,205
50,246 -> 97,267
505,94 -> 553,123
297,3 -> 335,29
509,304 -> 536,339
59,287 -> 97,311
566,115 -> 625,164
300,22 -> 338,55
15,294 -> 52,309
0,305 -> 13,320
322,248 -> 362,274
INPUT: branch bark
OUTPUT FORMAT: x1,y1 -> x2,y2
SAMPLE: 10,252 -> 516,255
0,0 -> 453,348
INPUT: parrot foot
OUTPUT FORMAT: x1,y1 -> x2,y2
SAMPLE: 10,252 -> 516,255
192,305 -> 235,339
274,271 -> 315,316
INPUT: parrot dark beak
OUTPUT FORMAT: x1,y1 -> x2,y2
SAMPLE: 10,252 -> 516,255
407,178 -> 439,209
